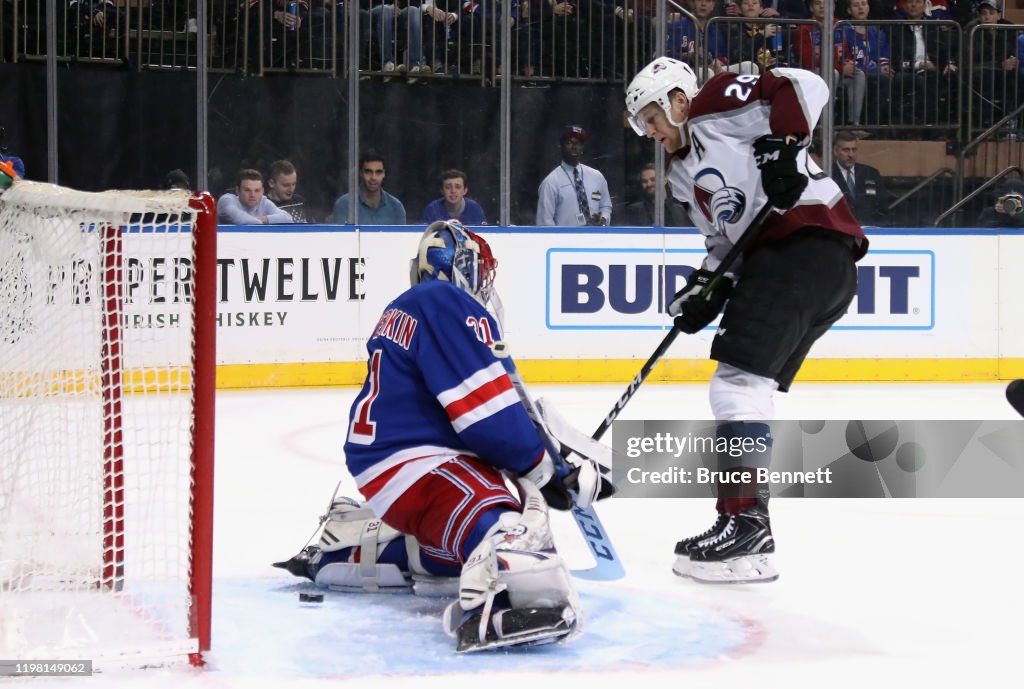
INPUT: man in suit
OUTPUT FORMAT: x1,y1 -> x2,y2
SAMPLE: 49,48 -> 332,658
832,132 -> 889,226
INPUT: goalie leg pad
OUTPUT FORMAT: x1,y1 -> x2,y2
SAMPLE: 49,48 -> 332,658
274,496 -> 457,594
314,498 -> 425,593
444,480 -> 582,651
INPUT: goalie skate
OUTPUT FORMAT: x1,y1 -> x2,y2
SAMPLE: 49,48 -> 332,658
450,603 -> 578,653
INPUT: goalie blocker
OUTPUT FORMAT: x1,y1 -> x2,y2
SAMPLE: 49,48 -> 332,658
276,222 -> 613,651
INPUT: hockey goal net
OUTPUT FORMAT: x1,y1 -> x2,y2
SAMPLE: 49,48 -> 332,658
0,181 -> 215,667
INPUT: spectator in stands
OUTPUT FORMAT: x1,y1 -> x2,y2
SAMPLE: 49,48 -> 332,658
164,169 -> 190,190
268,0 -> 311,69
218,169 -> 294,224
325,1 -> 371,69
889,0 -> 959,127
795,0 -> 835,72
329,150 -> 408,224
420,2 -> 458,73
831,132 -> 888,225
612,1 -> 671,79
451,0 -> 528,76
539,0 -> 618,79
266,159 -> 313,222
892,0 -> 973,24
64,0 -> 122,59
966,0 -> 1021,132
978,177 -> 1024,228
371,1 -> 428,73
724,0 -> 808,19
420,169 -> 488,225
621,163 -> 691,227
227,0 -> 339,71
536,125 -> 612,226
512,0 -> 542,77
725,0 -> 784,74
835,0 -> 893,126
667,0 -> 729,78
0,124 -> 26,180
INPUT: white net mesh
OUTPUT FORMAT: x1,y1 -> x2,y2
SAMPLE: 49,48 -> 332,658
0,181 -> 207,665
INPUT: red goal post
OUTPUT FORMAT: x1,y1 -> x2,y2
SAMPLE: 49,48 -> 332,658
0,181 -> 215,668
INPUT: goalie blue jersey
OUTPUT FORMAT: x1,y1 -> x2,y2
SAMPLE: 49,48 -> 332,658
344,279 -> 543,516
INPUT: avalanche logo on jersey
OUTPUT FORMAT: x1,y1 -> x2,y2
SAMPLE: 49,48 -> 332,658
693,168 -> 746,235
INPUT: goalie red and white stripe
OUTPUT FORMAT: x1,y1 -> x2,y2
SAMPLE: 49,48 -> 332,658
437,362 -> 520,433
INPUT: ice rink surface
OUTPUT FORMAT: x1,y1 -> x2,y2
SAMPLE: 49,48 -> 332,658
14,382 -> 1022,689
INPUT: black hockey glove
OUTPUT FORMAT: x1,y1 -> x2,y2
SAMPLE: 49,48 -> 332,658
668,269 -> 731,334
753,134 -> 808,210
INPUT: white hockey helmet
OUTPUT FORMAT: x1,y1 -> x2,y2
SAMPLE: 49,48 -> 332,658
410,220 -> 497,304
625,57 -> 699,136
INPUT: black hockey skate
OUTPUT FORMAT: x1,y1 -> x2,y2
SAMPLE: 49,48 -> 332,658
272,545 -> 320,581
673,512 -> 731,556
673,507 -> 778,584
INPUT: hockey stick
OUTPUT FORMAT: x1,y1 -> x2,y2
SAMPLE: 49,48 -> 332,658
590,203 -> 777,446
495,352 -> 625,581
1007,380 -> 1024,417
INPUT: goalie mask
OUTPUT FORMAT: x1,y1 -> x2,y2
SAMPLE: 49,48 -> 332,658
411,220 -> 497,304
625,57 -> 699,136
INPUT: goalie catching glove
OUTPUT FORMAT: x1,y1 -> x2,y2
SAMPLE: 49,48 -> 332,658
668,268 -> 732,334
521,449 -> 614,511
752,134 -> 808,210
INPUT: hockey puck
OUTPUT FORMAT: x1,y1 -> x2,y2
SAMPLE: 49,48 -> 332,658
299,592 -> 324,603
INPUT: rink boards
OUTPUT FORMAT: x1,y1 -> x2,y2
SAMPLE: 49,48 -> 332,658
202,225 -> 1024,387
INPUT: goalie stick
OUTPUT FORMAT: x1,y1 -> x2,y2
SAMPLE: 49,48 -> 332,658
493,348 -> 625,581
1007,380 -> 1024,417
589,203 -> 777,448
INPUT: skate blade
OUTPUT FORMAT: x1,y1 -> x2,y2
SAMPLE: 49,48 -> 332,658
672,554 -> 779,584
456,606 -> 578,653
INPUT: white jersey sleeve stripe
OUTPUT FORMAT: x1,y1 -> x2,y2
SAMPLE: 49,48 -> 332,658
436,361 -> 506,407
449,388 -> 522,433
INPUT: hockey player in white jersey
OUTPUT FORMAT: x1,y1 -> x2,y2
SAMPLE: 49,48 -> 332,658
275,221 -> 612,651
626,58 -> 868,583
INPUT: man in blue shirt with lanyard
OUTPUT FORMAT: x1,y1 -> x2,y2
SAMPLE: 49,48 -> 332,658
536,125 -> 612,226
